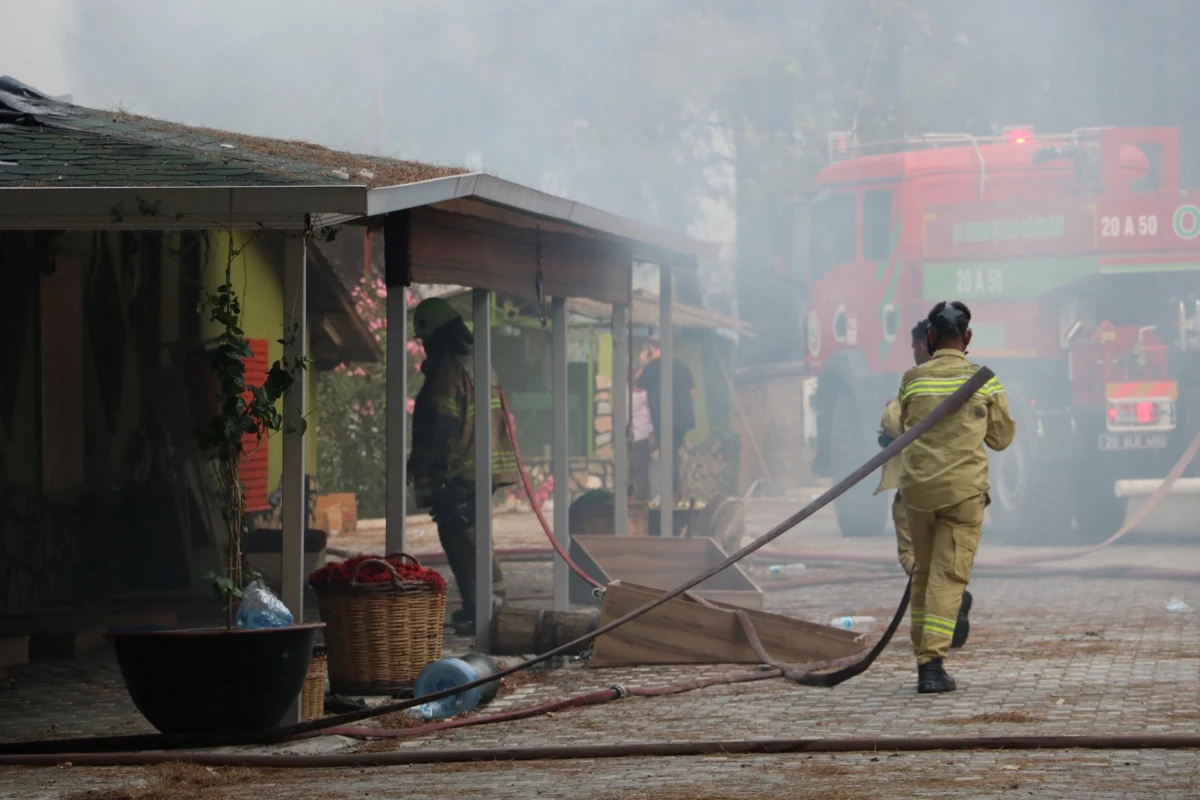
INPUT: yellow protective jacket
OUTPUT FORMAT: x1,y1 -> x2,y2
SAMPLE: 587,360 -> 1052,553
897,349 -> 1016,512
409,353 -> 519,507
874,398 -> 904,496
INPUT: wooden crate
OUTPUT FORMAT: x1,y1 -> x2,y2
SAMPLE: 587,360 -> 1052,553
590,580 -> 866,668
316,493 -> 358,533
568,535 -> 762,609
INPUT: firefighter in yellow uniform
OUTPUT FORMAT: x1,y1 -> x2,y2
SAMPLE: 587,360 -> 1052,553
898,301 -> 1015,693
408,298 -> 520,635
877,320 -> 973,649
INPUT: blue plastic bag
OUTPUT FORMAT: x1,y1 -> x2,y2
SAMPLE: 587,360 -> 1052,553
235,580 -> 294,629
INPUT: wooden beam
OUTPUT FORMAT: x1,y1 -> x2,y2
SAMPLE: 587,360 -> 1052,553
40,255 -> 85,502
408,207 -> 632,305
589,581 -> 865,668
383,219 -> 410,555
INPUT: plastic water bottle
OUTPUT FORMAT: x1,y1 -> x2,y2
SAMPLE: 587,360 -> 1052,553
409,658 -> 483,720
828,616 -> 876,631
768,563 -> 807,575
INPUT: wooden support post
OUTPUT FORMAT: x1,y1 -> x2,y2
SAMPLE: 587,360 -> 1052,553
383,219 -> 408,555
280,233 -> 308,726
552,296 -> 570,610
40,256 -> 85,502
611,302 -> 630,536
658,266 -> 674,536
473,288 -> 494,651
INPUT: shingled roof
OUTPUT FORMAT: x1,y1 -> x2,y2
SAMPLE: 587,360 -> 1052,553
0,76 -> 465,189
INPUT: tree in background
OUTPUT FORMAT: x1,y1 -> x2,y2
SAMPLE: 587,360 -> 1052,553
315,276 -> 422,519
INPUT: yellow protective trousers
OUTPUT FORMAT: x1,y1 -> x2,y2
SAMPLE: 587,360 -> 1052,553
905,493 -> 985,663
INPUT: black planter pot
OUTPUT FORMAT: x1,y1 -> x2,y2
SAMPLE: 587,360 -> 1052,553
108,622 -> 324,734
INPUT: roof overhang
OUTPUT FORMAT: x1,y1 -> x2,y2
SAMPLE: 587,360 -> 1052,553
365,173 -> 719,266
0,173 -> 718,265
0,184 -> 365,230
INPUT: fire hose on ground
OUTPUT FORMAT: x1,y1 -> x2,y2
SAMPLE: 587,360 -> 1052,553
5,366 -> 1200,766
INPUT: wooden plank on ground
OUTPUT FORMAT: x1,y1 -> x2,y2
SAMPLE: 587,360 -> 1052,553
589,581 -> 866,668
570,535 -> 763,610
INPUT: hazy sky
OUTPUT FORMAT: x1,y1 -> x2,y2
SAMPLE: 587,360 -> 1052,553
6,0 -> 71,95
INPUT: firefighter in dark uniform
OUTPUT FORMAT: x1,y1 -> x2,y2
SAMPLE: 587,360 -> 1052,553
408,298 -> 519,634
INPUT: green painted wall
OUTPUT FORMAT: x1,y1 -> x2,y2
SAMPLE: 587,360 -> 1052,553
197,231 -> 317,493
597,332 -> 614,378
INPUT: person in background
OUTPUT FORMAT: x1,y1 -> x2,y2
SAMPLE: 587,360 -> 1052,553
631,361 -> 654,501
407,298 -> 519,635
898,300 -> 1015,694
635,333 -> 696,503
877,320 -> 972,650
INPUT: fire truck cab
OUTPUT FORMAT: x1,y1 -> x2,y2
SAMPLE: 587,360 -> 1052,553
801,125 -> 1200,544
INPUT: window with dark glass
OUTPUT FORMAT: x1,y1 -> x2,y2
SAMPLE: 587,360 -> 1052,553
809,191 -> 857,280
863,190 -> 894,261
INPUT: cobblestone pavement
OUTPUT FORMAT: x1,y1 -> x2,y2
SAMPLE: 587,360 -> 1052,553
1,504 -> 1198,797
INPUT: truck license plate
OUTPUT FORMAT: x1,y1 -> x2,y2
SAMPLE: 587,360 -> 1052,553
1099,433 -> 1169,451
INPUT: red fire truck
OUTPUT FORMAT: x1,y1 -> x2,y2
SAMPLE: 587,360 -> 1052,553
804,125 -> 1200,544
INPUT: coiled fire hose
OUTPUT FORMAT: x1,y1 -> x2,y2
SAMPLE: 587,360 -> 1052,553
0,367 -> 1078,766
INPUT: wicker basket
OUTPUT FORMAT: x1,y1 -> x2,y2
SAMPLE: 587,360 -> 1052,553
315,554 -> 446,696
301,648 -> 327,722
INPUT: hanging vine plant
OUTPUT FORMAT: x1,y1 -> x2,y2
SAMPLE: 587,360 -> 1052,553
195,237 -> 309,628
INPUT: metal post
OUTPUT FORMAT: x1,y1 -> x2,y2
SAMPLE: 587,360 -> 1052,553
385,272 -> 407,555
551,296 -> 570,609
281,233 -> 307,726
611,302 -> 630,536
659,266 -> 674,537
473,288 -> 494,650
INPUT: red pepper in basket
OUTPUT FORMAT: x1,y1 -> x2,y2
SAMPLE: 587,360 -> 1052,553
308,554 -> 446,593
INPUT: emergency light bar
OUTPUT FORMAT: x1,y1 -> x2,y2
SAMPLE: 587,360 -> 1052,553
1002,125 -> 1036,144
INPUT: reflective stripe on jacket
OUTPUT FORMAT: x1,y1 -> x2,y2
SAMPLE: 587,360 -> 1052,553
897,349 -> 1016,512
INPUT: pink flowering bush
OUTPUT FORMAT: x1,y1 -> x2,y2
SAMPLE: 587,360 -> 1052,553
316,275 -> 424,518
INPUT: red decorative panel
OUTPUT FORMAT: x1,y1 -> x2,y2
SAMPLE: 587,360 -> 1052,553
241,339 -> 271,512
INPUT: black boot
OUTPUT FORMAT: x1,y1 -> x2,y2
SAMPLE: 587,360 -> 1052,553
951,590 -> 972,649
917,658 -> 957,694
449,607 -> 475,635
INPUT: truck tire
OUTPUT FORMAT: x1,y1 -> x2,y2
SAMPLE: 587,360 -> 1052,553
829,388 -> 888,538
986,401 -> 1073,545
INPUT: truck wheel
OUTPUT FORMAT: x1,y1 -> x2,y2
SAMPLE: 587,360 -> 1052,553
987,431 -> 1073,545
1071,476 -> 1127,544
829,388 -> 888,538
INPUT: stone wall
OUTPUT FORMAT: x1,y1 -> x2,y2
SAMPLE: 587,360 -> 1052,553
592,373 -> 614,460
